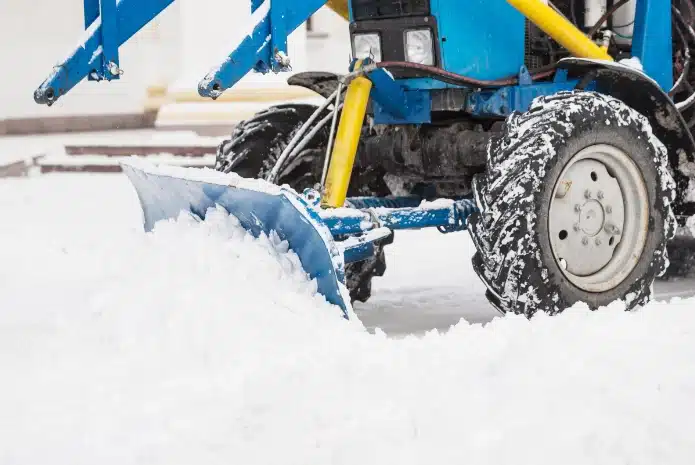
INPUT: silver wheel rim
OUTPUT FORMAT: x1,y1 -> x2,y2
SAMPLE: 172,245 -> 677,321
548,144 -> 649,293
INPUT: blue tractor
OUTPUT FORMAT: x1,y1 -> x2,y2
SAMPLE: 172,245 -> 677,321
34,0 -> 695,318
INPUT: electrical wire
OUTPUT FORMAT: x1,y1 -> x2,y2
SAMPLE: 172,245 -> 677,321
672,5 -> 695,109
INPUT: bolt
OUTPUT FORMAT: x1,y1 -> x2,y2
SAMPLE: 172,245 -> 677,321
584,189 -> 592,199
606,205 -> 613,214
597,190 -> 604,200
582,237 -> 589,246
595,237 -> 602,246
573,223 -> 581,232
604,223 -> 621,235
574,204 -> 582,213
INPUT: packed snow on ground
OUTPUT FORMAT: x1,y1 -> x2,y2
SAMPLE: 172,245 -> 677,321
1,173 -> 695,465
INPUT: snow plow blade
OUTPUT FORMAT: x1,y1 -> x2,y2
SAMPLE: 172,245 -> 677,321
121,159 -> 351,318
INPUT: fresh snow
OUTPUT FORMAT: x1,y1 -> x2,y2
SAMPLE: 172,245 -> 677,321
1,173 -> 695,464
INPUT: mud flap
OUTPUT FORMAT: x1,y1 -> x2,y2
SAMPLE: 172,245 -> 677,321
121,160 -> 352,318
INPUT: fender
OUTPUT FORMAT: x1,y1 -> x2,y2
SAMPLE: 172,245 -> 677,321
559,57 -> 695,220
287,71 -> 341,99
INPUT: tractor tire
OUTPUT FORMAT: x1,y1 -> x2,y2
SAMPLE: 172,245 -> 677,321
216,103 -> 390,304
660,235 -> 695,279
468,91 -> 677,316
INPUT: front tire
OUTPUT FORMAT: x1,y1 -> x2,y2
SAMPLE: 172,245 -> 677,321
468,91 -> 677,316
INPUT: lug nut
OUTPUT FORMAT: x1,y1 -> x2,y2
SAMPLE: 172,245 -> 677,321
604,223 -> 620,235
597,191 -> 604,200
582,237 -> 589,245
606,205 -> 612,214
574,204 -> 582,213
573,223 -> 581,232
595,237 -> 602,246
584,189 -> 592,199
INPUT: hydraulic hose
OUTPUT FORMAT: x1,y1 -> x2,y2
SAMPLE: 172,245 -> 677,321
375,62 -> 556,88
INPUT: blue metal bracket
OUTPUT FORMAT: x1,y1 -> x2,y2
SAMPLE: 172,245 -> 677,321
99,0 -> 121,80
364,65 -> 432,124
198,0 -> 329,99
35,0 -> 175,106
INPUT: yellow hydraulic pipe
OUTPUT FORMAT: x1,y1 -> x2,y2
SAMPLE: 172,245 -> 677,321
326,0 -> 349,20
322,76 -> 372,208
506,0 -> 613,61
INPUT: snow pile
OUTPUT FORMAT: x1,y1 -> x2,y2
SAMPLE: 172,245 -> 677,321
1,176 -> 695,464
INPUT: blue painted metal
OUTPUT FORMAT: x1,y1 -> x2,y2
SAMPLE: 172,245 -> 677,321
631,0 -> 673,91
198,0 -> 328,98
343,242 -> 375,264
84,0 -> 100,29
319,199 -> 478,236
346,196 -> 422,209
34,0 -> 175,105
366,67 -> 409,119
121,161 -> 351,319
431,0 -> 526,80
466,79 -> 581,117
99,0 -> 121,80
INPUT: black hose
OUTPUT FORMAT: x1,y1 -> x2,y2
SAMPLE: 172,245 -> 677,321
375,62 -> 556,88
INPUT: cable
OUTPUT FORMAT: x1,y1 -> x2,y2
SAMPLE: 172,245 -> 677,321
672,6 -> 695,107
670,18 -> 691,97
588,0 -> 631,37
375,62 -> 556,88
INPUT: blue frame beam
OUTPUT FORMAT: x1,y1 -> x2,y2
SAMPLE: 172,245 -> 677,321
198,0 -> 329,99
631,0 -> 673,90
34,0 -> 175,106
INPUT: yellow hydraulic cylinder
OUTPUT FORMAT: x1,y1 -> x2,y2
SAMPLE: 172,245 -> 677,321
322,75 -> 373,208
507,0 -> 613,61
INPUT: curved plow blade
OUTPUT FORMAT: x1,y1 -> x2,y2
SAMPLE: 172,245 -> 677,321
121,159 -> 351,318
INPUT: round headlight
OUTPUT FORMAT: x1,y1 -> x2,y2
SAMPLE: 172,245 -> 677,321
352,33 -> 382,62
405,29 -> 434,66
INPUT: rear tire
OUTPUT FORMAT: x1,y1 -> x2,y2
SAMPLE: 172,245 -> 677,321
216,103 -> 390,303
468,91 -> 677,316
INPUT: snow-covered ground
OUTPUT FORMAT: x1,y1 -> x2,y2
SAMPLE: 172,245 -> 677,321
2,173 -> 695,464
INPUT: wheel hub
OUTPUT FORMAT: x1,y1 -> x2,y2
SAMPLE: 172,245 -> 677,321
548,145 -> 648,292
579,199 -> 605,237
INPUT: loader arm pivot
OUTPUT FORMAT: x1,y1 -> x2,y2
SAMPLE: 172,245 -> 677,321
34,0 -> 175,106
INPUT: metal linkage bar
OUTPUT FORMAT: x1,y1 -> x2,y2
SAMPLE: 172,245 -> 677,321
35,0 -> 175,106
318,198 -> 479,236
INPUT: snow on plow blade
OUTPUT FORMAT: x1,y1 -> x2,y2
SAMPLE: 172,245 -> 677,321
121,159 -> 351,318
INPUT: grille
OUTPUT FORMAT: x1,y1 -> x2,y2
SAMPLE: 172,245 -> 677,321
351,0 -> 430,21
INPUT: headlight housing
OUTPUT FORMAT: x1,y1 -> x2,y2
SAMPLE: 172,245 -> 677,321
404,29 -> 434,66
352,33 -> 382,62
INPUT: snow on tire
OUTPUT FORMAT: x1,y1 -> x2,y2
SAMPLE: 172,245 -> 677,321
468,90 -> 677,316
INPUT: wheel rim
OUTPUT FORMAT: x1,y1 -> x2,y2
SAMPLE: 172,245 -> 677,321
548,144 -> 649,293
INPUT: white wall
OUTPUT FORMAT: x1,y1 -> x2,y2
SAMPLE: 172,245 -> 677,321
306,7 -> 352,74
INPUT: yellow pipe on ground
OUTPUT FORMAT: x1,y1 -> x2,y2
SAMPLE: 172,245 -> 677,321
506,0 -> 613,61
322,75 -> 373,208
326,0 -> 349,20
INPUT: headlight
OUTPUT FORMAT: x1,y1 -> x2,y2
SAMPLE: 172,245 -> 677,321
352,33 -> 382,62
404,29 -> 434,66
